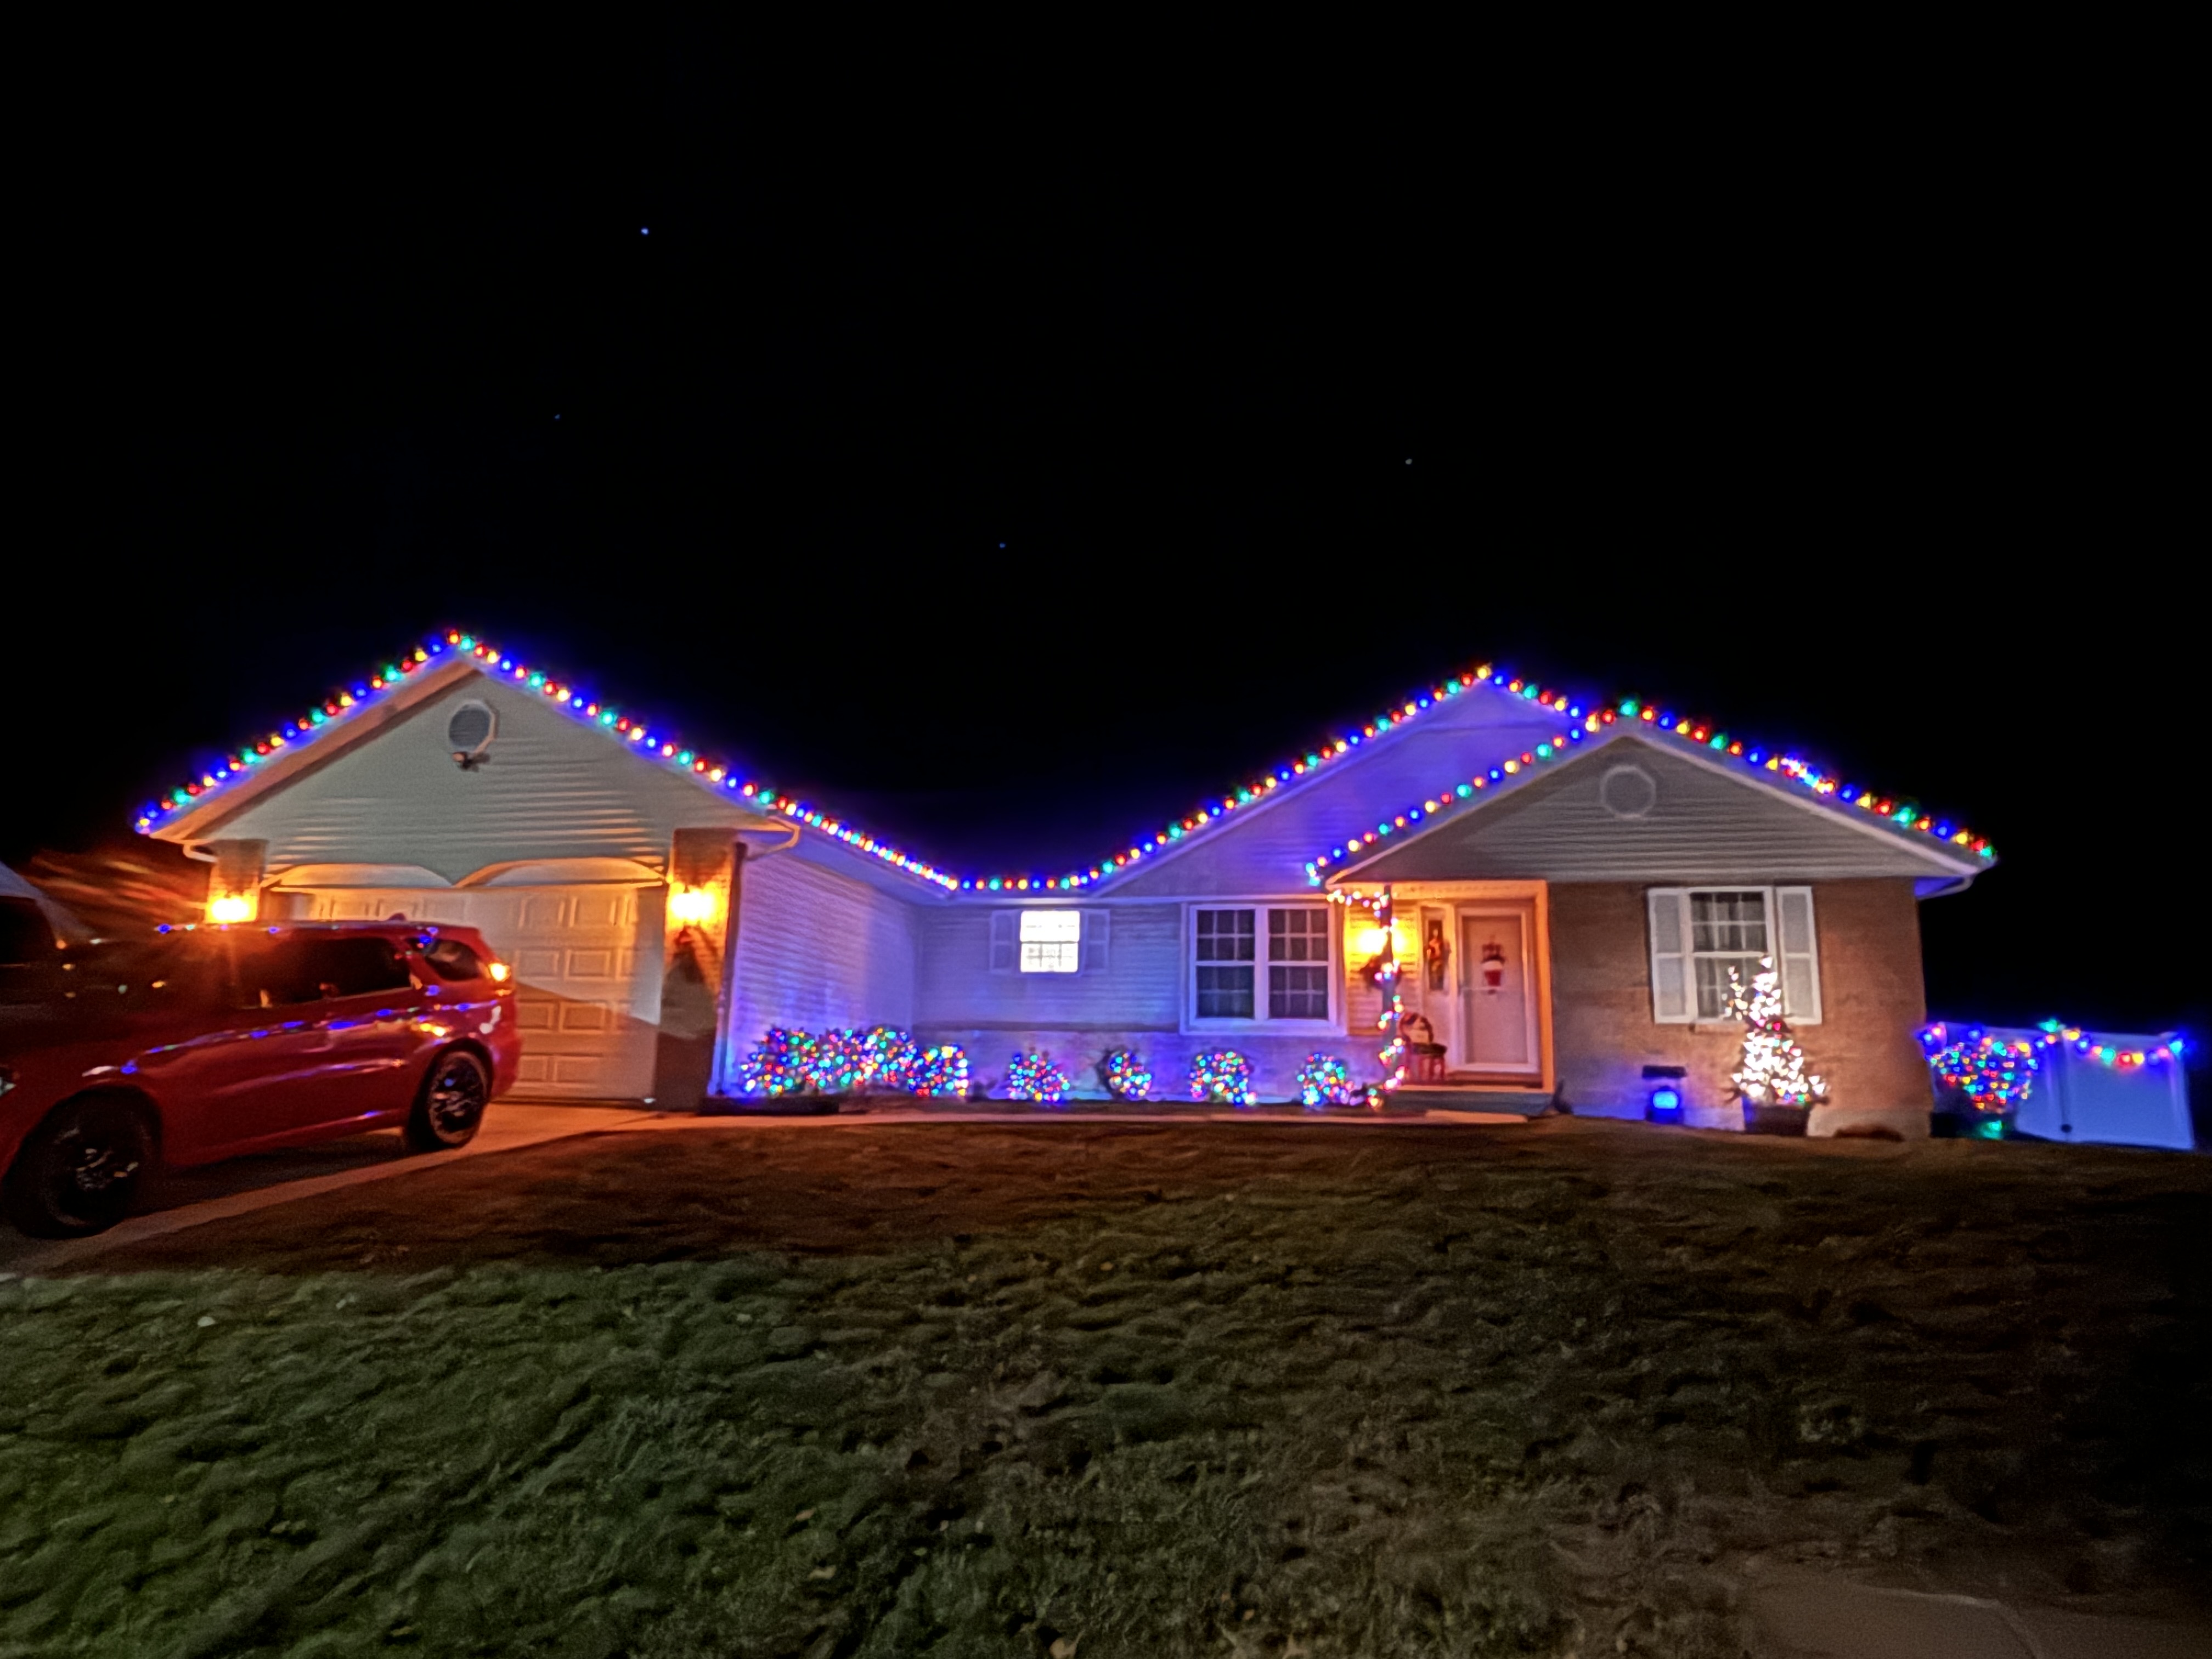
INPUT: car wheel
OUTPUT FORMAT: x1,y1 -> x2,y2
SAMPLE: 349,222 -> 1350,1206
2,1094 -> 153,1239
404,1048 -> 490,1152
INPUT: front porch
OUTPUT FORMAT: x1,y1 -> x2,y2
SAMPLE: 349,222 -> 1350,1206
1338,878 -> 1559,1098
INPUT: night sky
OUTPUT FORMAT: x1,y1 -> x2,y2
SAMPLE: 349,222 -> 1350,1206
11,43 -> 2198,1057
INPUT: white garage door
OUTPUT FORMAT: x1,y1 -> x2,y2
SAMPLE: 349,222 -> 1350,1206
288,883 -> 667,1101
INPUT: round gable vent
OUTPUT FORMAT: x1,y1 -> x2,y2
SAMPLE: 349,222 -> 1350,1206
447,700 -> 496,768
1599,763 -> 1657,820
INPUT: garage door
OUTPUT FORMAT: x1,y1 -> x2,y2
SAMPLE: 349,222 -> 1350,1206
287,883 -> 667,1101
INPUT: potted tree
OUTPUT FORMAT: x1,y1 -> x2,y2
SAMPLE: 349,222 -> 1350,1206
1729,958 -> 1824,1135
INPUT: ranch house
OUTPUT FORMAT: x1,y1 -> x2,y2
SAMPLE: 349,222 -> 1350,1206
142,635 -> 1993,1135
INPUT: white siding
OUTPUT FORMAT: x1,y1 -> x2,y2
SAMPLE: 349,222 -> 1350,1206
196,673 -> 781,882
914,903 -> 1183,1031
1345,738 -> 1970,884
724,851 -> 919,1062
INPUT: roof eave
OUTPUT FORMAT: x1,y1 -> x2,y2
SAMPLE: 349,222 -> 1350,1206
148,654 -> 482,844
1321,724 -> 1988,888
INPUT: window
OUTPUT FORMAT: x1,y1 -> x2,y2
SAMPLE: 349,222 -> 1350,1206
422,938 -> 487,981
1689,890 -> 1767,1019
989,910 -> 1109,974
234,935 -> 414,1007
1192,906 -> 1334,1025
1268,909 -> 1331,1018
1018,909 -> 1081,973
1646,887 -> 1821,1025
1195,909 -> 1255,1017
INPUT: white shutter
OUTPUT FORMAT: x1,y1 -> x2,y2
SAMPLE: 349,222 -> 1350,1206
1647,888 -> 1691,1023
1775,886 -> 1822,1024
989,910 -> 1016,972
1081,909 -> 1110,973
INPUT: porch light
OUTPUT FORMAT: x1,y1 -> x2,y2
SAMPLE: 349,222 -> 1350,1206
1354,922 -> 1409,961
668,885 -> 720,928
206,893 -> 256,924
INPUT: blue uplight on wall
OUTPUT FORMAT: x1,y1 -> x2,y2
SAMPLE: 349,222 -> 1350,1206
1642,1064 -> 1687,1124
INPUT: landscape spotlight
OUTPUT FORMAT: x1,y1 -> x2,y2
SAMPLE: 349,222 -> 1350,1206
1642,1064 -> 1687,1124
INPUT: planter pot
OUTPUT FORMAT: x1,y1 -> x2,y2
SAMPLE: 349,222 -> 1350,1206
1742,1102 -> 1809,1136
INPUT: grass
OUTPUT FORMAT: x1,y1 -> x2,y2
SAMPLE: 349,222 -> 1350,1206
1,1117 -> 2208,1657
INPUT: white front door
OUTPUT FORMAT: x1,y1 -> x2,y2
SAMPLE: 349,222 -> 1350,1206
1455,906 -> 1540,1075
288,883 -> 665,1101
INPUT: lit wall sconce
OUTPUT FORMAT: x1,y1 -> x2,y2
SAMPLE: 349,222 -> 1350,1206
206,892 -> 257,924
668,885 -> 720,929
1642,1063 -> 1686,1124
1353,922 -> 1411,961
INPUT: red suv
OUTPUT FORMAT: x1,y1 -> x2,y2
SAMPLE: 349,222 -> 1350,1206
0,921 -> 521,1238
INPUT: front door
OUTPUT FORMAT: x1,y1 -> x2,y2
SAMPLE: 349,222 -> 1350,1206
1456,907 -> 1540,1075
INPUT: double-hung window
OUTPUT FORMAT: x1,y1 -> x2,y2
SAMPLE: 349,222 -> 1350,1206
990,910 -> 1108,974
1190,905 -> 1335,1025
1646,887 -> 1821,1024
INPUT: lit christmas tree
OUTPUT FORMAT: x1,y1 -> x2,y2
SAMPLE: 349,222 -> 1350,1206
1727,957 -> 1827,1107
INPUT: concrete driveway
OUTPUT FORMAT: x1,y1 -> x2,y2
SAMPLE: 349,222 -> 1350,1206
0,1102 -> 657,1276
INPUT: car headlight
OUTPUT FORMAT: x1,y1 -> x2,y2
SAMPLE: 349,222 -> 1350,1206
486,961 -> 511,983
0,1063 -> 15,1099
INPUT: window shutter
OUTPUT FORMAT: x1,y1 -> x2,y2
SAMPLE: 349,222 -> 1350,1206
989,911 -> 1015,973
1774,886 -> 1822,1024
1081,909 -> 1110,973
1647,888 -> 1691,1023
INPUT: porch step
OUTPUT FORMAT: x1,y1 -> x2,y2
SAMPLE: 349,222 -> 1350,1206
1395,1087 -> 1556,1117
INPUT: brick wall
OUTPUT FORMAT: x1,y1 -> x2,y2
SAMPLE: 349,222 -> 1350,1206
1549,879 -> 1934,1121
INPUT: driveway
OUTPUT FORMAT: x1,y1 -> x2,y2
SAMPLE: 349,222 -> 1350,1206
0,1103 -> 657,1275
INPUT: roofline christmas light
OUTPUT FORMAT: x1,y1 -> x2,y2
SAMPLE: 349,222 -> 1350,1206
133,635 -> 1993,895
1303,692 -> 1993,886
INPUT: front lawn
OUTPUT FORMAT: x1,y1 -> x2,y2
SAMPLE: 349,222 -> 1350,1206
2,1118 -> 2207,1657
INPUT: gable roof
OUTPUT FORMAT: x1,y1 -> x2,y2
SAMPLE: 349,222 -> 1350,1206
136,632 -> 1995,897
1318,730 -> 1986,888
140,632 -> 953,893
1302,698 -> 1993,890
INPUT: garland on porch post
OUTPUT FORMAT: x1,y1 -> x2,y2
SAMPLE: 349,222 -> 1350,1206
1332,885 -> 1407,1109
1373,887 -> 1407,1107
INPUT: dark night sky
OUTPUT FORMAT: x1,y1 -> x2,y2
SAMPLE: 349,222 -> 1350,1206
9,37 -> 2199,1056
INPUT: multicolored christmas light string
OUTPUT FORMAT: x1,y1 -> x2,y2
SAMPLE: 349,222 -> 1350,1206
1296,1053 -> 1359,1109
1305,699 -> 1994,888
135,633 -> 1993,896
737,1025 -> 968,1097
1189,1050 -> 1257,1106
2033,1019 -> 2187,1070
1098,1049 -> 1153,1101
1916,1023 -> 2041,1111
1005,1051 -> 1070,1104
1328,886 -> 1407,1106
1916,1020 -> 2187,1114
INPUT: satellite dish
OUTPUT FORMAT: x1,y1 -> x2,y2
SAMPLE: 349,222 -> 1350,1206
447,701 -> 496,770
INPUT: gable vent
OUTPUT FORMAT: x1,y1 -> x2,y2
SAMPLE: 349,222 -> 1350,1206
1599,764 -> 1657,820
447,701 -> 496,768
